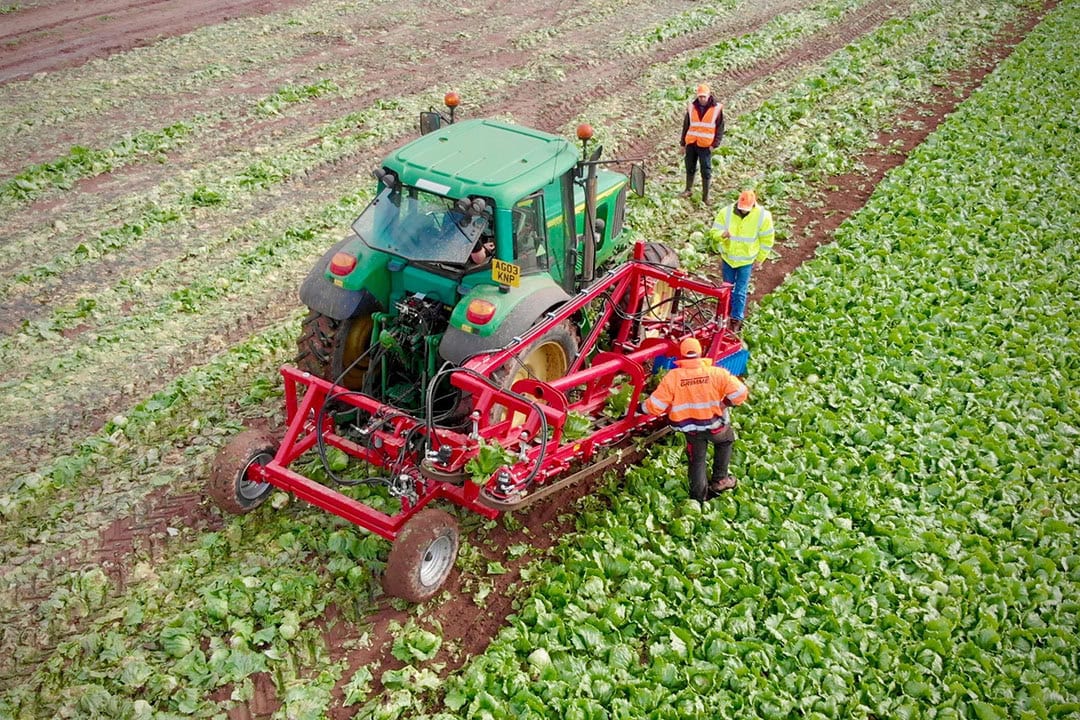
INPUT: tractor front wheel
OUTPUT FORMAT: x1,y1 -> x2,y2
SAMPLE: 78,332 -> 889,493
208,429 -> 277,514
296,310 -> 375,390
383,509 -> 461,602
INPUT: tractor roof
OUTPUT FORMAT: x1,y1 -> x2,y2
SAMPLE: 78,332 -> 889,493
382,119 -> 582,207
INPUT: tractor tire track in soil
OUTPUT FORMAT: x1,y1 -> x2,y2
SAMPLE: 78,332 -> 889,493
69,2 -> 1056,716
0,0 -> 312,84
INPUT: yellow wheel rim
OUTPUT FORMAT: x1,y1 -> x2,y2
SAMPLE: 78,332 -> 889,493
512,339 -> 570,385
642,279 -> 675,339
503,337 -> 570,427
340,315 -> 374,388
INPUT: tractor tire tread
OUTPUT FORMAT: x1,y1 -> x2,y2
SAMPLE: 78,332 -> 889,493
295,311 -> 338,378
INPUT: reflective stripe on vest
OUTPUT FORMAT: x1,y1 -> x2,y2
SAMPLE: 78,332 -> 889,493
685,103 -> 720,148
722,205 -> 771,267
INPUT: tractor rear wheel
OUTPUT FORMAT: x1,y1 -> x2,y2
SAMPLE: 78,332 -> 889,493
490,320 -> 578,425
383,509 -> 460,602
611,242 -> 680,343
208,429 -> 277,514
504,320 -> 578,389
296,311 -> 375,390
640,241 -> 680,321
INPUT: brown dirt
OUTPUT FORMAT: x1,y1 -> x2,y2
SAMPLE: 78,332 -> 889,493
0,0 -> 313,83
0,0 -> 1057,714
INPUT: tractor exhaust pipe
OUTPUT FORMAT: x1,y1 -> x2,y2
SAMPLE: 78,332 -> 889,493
577,124 -> 600,287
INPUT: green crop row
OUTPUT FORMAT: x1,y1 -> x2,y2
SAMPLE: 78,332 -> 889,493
614,0 -> 746,53
584,0 -> 1029,266
365,3 -> 1078,717
616,0 -> 1030,273
0,121 -> 194,206
0,0 -> 395,156
572,0 -> 875,153
0,76 -> 345,215
0,99 -> 404,298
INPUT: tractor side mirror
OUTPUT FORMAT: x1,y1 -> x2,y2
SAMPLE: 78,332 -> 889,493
419,111 -> 442,135
630,163 -> 646,197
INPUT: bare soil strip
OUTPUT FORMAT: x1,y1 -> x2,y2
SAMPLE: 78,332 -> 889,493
0,0 -> 312,83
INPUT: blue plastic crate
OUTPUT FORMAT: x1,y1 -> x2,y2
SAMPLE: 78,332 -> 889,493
715,347 -> 749,376
650,347 -> 749,376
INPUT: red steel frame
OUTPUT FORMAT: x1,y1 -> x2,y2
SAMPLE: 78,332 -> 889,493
242,247 -> 740,541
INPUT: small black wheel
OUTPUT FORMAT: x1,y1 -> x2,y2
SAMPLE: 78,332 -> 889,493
208,429 -> 277,514
382,509 -> 460,602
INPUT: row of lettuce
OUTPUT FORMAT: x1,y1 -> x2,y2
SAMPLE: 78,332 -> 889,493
385,2 -> 1079,718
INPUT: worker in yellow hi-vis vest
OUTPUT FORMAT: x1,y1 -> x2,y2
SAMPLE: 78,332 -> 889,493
709,190 -> 775,334
679,83 -> 724,205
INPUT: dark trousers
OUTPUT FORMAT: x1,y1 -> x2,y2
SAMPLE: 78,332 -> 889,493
684,145 -> 712,185
685,425 -> 734,502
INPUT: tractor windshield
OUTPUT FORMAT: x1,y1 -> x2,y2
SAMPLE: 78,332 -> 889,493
352,186 -> 489,264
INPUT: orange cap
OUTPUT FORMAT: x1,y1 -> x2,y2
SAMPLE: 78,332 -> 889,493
737,190 -> 757,211
680,337 -> 702,358
695,83 -> 710,97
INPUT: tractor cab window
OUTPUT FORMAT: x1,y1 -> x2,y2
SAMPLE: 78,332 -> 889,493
353,186 -> 489,265
512,193 -> 548,273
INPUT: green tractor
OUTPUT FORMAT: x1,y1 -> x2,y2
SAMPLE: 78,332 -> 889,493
296,96 -> 674,413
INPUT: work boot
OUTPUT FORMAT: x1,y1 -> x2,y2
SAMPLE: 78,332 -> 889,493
707,475 -> 738,498
701,181 -> 710,206
729,318 -> 743,334
678,174 -> 694,198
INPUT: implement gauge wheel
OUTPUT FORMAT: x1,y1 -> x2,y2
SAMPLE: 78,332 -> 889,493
383,509 -> 461,603
208,429 -> 277,514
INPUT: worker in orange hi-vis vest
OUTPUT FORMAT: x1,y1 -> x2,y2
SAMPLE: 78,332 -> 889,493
679,82 -> 725,205
642,337 -> 748,502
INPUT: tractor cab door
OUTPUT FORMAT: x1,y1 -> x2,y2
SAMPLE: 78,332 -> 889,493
512,192 -> 548,274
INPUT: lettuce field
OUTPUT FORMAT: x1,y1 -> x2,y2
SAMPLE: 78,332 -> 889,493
0,0 -> 1076,718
